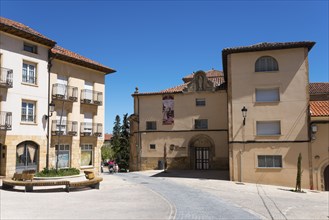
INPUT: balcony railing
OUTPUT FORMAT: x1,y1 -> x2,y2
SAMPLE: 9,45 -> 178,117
51,120 -> 78,136
52,84 -> 78,102
80,122 -> 102,137
0,67 -> 13,88
81,89 -> 103,106
0,111 -> 12,130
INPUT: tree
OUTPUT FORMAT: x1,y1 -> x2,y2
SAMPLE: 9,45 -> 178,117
111,115 -> 121,157
295,153 -> 302,192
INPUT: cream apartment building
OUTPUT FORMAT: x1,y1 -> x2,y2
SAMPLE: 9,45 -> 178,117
130,42 -> 329,191
0,17 -> 115,177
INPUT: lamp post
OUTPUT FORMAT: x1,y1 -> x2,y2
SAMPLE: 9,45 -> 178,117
241,106 -> 247,126
46,101 -> 55,169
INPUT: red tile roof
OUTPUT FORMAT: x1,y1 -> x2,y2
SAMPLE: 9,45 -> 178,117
310,101 -> 329,117
51,46 -> 116,74
310,82 -> 329,94
104,133 -> 113,141
0,16 -> 56,47
134,69 -> 225,96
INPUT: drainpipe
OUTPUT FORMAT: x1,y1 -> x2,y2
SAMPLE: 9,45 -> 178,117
46,49 -> 52,169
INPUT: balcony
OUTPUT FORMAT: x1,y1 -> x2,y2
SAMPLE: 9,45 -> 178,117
0,67 -> 13,88
0,111 -> 12,130
52,84 -> 78,102
80,122 -> 102,137
81,89 -> 103,106
51,120 -> 78,136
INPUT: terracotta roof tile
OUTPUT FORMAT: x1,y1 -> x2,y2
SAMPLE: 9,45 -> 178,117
104,133 -> 113,141
309,82 -> 329,94
51,46 -> 116,74
310,101 -> 329,117
134,69 -> 225,96
0,16 -> 56,47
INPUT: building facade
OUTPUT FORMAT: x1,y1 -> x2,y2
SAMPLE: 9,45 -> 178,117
0,17 -> 115,177
130,42 -> 329,191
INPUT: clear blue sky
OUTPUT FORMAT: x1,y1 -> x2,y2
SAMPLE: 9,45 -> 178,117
1,1 -> 328,134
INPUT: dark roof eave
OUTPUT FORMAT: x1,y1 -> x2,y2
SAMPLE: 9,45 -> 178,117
52,53 -> 116,74
0,23 -> 56,47
132,91 -> 183,97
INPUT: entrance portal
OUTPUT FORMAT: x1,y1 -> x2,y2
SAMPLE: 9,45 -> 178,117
324,165 -> 329,191
195,147 -> 209,170
16,141 -> 38,173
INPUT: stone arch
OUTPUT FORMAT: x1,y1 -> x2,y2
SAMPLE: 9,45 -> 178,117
320,161 -> 329,191
16,141 -> 39,173
188,134 -> 215,170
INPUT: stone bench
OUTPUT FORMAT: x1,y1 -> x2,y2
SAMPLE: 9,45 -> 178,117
2,175 -> 103,192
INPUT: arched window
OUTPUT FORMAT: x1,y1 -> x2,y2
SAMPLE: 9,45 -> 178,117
255,56 -> 279,72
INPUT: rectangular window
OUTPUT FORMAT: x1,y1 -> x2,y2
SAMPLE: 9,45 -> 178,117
81,144 -> 93,166
195,119 -> 208,129
256,121 -> 281,136
55,144 -> 70,168
23,42 -> 38,54
196,98 -> 206,106
150,144 -> 156,150
21,101 -> 36,122
146,121 -> 157,130
258,155 -> 282,168
22,62 -> 37,84
255,88 -> 280,102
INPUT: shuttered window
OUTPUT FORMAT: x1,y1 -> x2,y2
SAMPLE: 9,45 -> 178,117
256,121 -> 281,136
256,88 -> 280,102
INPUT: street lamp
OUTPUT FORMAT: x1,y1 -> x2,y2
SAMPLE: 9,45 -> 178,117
241,106 -> 247,126
45,102 -> 55,120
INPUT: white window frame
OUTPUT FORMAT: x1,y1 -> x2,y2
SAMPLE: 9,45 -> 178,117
196,98 -> 206,106
81,144 -> 93,167
55,144 -> 70,168
21,100 -> 36,123
195,119 -> 208,130
256,121 -> 281,136
255,88 -> 280,103
257,155 -> 282,168
22,61 -> 37,85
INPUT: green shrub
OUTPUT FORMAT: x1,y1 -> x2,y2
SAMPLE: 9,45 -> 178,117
35,168 -> 80,177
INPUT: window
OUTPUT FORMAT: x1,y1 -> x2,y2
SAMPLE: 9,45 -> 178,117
150,144 -> 156,150
22,62 -> 37,84
255,56 -> 278,72
256,121 -> 281,136
55,144 -> 70,168
258,155 -> 282,168
195,119 -> 208,129
23,42 -> 37,54
146,121 -> 157,130
81,144 -> 93,166
21,101 -> 36,122
255,88 -> 280,102
196,98 -> 206,106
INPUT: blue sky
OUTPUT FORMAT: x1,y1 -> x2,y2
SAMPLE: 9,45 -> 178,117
1,0 -> 328,134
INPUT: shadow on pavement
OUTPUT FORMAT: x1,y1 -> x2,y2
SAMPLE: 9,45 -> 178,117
151,170 -> 230,180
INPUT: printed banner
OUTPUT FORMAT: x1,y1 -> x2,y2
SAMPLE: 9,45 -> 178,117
162,95 -> 174,125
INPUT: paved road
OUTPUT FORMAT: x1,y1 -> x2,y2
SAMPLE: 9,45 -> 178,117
121,172 -> 259,219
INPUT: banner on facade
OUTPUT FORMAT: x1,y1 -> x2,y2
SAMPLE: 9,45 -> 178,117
162,95 -> 174,125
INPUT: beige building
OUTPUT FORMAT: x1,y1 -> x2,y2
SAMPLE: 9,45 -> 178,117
0,17 -> 115,177
130,42 -> 329,191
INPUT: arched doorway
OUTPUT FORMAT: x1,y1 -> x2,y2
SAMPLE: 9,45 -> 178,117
16,141 -> 39,173
324,165 -> 329,191
189,135 -> 214,170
